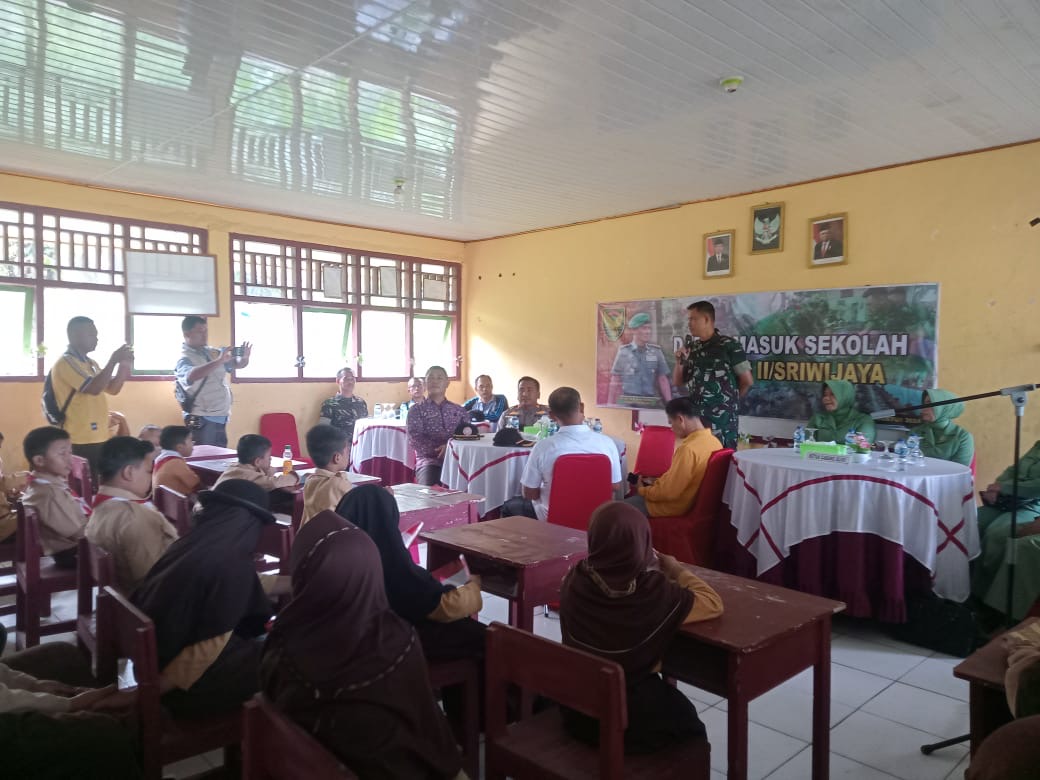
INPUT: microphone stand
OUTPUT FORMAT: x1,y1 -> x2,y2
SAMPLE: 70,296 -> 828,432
871,383 -> 1036,628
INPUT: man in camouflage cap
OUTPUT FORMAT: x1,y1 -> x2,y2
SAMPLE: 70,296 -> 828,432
607,312 -> 673,406
671,301 -> 753,449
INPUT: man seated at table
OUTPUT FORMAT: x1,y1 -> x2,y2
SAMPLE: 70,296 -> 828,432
496,376 -> 551,431
626,397 -> 722,517
405,366 -> 468,486
502,387 -> 623,520
400,376 -> 425,412
463,374 -> 508,422
216,434 -> 300,491
318,367 -> 368,443
301,424 -> 353,526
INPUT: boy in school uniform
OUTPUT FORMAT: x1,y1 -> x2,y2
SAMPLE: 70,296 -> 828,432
152,425 -> 202,497
216,434 -> 300,491
300,425 -> 353,527
86,437 -> 178,593
20,427 -> 90,568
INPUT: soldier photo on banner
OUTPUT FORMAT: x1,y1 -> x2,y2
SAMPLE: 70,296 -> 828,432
606,312 -> 673,407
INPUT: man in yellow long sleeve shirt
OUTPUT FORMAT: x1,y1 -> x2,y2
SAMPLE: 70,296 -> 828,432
627,397 -> 722,517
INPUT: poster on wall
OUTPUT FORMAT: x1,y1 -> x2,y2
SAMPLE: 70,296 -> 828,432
596,283 -> 939,421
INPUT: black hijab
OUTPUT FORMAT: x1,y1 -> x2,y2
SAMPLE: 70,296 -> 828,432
132,479 -> 275,668
335,485 -> 447,624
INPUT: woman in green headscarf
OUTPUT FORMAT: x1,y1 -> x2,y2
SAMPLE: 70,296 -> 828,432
807,380 -> 875,444
911,388 -> 974,467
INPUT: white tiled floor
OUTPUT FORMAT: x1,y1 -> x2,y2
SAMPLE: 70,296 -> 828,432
1,586 -> 978,779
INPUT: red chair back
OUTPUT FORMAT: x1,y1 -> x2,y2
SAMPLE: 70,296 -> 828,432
256,522 -> 293,576
687,448 -> 735,525
76,537 -> 115,660
69,454 -> 93,505
546,454 -> 613,531
259,413 -> 313,467
242,695 -> 356,779
633,425 -> 675,479
13,502 -> 78,648
154,485 -> 193,536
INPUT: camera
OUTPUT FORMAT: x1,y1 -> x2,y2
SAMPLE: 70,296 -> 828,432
233,346 -> 245,358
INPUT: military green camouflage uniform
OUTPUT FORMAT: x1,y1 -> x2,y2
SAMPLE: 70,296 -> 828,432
679,329 -> 751,448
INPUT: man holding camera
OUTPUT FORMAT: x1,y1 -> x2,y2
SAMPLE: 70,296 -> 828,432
174,316 -> 251,447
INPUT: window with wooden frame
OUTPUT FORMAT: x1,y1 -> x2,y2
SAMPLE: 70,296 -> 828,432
229,233 -> 460,381
0,201 -> 207,378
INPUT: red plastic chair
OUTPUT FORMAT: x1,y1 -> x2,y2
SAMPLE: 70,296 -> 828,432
242,695 -> 357,779
96,586 -> 243,780
484,622 -> 711,780
76,537 -> 114,664
259,413 -> 314,468
545,454 -> 614,531
647,448 -> 734,567
154,485 -> 193,537
633,425 -> 676,479
14,503 -> 78,649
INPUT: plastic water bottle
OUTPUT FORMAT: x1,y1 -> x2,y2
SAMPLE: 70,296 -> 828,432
844,429 -> 857,451
893,439 -> 908,471
282,445 -> 293,475
400,404 -> 409,423
548,420 -> 559,436
592,418 -> 603,434
538,415 -> 551,439
793,425 -> 805,453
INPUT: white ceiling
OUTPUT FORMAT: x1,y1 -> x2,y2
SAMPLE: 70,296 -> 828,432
1,0 -> 1038,241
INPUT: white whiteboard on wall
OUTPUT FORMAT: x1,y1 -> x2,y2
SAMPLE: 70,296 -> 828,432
126,251 -> 218,315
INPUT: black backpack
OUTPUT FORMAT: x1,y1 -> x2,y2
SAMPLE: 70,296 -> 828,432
41,365 -> 76,427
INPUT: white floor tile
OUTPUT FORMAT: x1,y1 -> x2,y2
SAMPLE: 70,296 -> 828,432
830,711 -> 967,780
861,682 -> 969,740
785,661 -> 893,709
711,771 -> 727,780
162,755 -> 212,778
946,751 -> 969,779
699,706 -> 807,780
678,680 -> 724,708
766,746 -> 900,779
899,655 -> 968,702
477,593 -> 509,626
733,682 -> 856,742
831,634 -> 930,680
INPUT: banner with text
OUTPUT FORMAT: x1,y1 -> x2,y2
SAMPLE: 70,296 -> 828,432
596,284 -> 938,420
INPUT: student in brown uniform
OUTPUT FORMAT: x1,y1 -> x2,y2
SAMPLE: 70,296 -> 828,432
300,424 -> 352,527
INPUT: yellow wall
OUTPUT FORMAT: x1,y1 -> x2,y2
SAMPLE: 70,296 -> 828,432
0,172 -> 465,470
464,141 -> 1040,482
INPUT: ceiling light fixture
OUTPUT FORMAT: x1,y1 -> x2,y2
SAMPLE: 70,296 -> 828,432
719,76 -> 744,94
393,178 -> 406,204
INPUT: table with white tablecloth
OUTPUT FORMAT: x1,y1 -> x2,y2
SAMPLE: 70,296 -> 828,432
719,447 -> 979,620
348,418 -> 416,484
441,435 -> 627,515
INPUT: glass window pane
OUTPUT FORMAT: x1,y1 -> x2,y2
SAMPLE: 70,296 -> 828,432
413,316 -> 456,378
302,309 -> 353,379
234,302 -> 297,378
360,310 -> 406,378
0,286 -> 37,376
130,315 -> 183,373
42,289 -> 126,372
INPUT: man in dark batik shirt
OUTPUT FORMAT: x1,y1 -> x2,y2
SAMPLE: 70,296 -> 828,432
318,367 -> 369,442
672,301 -> 753,449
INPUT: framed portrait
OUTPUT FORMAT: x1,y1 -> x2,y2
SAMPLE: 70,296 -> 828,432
750,203 -> 784,254
809,213 -> 847,267
703,230 -> 734,278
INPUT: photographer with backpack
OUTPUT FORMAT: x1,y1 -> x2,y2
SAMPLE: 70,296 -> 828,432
43,317 -> 133,482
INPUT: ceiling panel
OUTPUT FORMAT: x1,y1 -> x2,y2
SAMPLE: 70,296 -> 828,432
0,0 -> 1037,241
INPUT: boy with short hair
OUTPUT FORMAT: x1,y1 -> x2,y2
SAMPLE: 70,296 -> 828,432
21,427 -> 90,568
216,434 -> 299,491
86,436 -> 178,593
152,425 -> 202,497
301,425 -> 353,527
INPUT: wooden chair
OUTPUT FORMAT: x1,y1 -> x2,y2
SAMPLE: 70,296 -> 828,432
154,485 -> 193,536
76,537 -> 114,665
69,454 -> 94,504
427,658 -> 480,780
484,622 -> 711,780
14,502 -> 78,649
242,695 -> 357,779
259,413 -> 314,468
96,585 -> 243,780
647,448 -> 734,566
545,454 -> 614,531
256,522 -> 293,576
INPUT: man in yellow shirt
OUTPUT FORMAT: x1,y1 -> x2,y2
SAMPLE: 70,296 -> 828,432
627,397 -> 722,517
49,317 -> 133,480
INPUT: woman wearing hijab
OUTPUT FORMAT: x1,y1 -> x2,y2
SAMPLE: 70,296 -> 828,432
335,486 -> 485,663
131,479 -> 275,717
806,379 -> 875,444
911,388 -> 974,467
559,501 -> 723,754
261,510 -> 465,779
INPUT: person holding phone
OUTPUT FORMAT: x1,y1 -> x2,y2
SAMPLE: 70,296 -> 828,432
174,316 -> 251,447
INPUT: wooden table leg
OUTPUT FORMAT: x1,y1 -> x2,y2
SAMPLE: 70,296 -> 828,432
812,617 -> 832,780
727,655 -> 749,780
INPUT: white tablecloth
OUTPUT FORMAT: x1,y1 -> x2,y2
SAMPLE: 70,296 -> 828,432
724,448 -> 979,601
441,435 -> 628,514
349,418 -> 415,474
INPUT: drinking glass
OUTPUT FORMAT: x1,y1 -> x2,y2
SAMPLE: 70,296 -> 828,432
877,440 -> 892,461
373,403 -> 383,418
805,428 -> 818,443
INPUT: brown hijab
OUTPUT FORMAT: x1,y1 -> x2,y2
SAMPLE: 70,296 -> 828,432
560,502 -> 694,681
